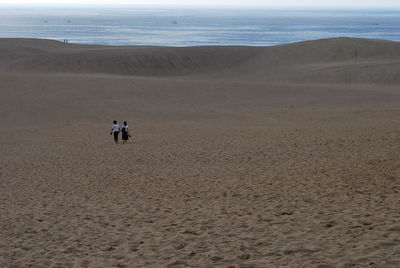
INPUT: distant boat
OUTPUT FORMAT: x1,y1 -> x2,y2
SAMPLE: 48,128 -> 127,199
172,21 -> 178,24
44,20 -> 48,23
67,20 -> 72,23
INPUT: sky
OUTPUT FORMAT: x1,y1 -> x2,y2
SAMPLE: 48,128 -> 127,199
0,0 -> 399,8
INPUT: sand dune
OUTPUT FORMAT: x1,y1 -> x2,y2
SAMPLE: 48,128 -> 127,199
1,37 -> 400,84
1,38 -> 400,267
0,38 -> 261,77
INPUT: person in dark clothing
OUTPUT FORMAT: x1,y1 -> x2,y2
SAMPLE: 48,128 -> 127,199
121,121 -> 131,143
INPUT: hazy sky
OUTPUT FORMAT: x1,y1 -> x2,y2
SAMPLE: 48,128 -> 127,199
1,0 -> 399,8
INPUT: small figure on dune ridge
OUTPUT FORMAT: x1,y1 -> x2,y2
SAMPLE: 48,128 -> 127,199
110,120 -> 120,144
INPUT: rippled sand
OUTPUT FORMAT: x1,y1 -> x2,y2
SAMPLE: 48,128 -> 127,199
1,38 -> 400,267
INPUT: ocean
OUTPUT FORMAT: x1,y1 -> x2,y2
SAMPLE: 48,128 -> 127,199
1,7 -> 400,46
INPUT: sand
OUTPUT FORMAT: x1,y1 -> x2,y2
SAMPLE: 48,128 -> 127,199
1,38 -> 400,267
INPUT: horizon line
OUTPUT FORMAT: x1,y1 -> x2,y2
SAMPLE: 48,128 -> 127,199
1,4 -> 400,10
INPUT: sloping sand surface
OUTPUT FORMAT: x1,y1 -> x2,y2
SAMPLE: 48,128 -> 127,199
1,37 -> 400,84
1,38 -> 400,267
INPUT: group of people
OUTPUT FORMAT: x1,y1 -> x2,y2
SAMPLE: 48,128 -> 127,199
110,120 -> 131,144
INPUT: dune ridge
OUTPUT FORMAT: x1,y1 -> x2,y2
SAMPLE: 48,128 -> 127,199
1,37 -> 400,84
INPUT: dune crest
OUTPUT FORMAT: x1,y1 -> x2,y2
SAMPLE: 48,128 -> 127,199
1,37 -> 400,84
